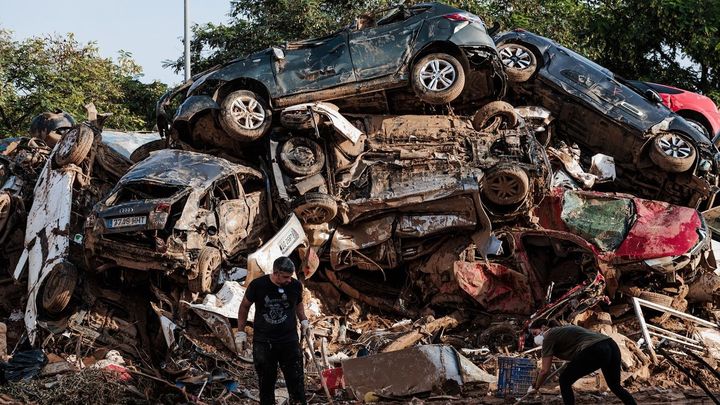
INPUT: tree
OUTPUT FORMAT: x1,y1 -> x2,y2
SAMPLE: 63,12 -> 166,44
0,30 -> 168,137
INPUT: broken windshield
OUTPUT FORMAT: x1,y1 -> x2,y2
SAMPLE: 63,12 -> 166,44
560,191 -> 634,251
109,182 -> 186,205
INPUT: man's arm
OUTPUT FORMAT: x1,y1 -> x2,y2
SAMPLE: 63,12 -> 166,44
295,297 -> 307,322
237,296 -> 253,331
534,356 -> 553,389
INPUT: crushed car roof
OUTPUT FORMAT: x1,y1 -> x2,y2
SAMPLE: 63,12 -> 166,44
120,149 -> 240,189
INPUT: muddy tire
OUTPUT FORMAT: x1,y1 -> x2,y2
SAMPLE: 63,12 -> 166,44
292,192 -> 337,224
477,324 -> 518,352
41,261 -> 78,314
188,247 -> 222,294
483,166 -> 530,206
280,137 -> 325,177
411,53 -> 466,105
472,101 -> 519,131
0,192 -> 11,233
638,291 -> 674,307
280,109 -> 321,131
649,132 -> 696,173
129,139 -> 167,163
498,43 -> 538,83
219,90 -> 272,142
54,125 -> 94,167
685,119 -> 711,138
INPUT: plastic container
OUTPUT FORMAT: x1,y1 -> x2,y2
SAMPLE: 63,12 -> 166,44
496,356 -> 536,397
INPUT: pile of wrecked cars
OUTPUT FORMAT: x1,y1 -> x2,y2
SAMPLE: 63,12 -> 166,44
3,2 -> 720,403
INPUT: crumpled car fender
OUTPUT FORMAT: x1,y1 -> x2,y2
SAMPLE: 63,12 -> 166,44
173,95 -> 220,123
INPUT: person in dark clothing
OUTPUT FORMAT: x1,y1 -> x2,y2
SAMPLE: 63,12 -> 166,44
236,257 -> 310,405
529,319 -> 636,405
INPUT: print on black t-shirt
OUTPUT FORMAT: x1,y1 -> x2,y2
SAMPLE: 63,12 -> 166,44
245,275 -> 302,343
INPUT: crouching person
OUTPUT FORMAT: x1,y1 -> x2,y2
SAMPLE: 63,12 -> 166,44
236,257 -> 311,405
529,319 -> 636,405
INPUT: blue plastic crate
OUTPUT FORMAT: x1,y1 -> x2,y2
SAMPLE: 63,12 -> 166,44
496,356 -> 536,397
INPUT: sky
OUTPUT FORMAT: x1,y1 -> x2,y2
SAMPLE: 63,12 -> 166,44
0,0 -> 232,86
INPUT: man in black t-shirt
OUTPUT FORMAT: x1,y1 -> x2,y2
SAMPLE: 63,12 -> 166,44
236,257 -> 309,405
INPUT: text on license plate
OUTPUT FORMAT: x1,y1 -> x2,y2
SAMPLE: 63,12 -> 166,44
110,216 -> 147,228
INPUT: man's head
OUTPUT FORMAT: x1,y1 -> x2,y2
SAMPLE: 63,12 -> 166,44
270,256 -> 295,286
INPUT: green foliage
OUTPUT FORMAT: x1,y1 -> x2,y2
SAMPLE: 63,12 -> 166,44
172,0 -> 719,105
0,31 -> 168,137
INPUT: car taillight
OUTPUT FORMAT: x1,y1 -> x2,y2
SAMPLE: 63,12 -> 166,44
155,203 -> 171,213
443,12 -> 481,23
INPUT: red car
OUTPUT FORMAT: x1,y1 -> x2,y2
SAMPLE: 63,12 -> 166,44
451,188 -> 713,316
630,80 -> 720,139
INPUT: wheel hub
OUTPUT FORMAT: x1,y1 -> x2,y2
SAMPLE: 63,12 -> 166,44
289,145 -> 317,167
230,96 -> 265,130
419,59 -> 456,92
659,135 -> 692,158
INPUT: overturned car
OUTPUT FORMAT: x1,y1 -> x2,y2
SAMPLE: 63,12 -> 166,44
495,29 -> 720,208
158,2 -> 507,146
84,150 -> 270,293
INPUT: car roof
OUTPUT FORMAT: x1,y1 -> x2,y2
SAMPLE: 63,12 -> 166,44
120,149 -> 239,189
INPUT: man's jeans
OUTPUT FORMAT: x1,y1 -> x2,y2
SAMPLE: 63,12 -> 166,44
253,340 -> 306,405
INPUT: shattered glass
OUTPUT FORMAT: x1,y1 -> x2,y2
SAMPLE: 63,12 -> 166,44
561,191 -> 632,251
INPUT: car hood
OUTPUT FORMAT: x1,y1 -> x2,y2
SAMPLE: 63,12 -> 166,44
615,198 -> 703,260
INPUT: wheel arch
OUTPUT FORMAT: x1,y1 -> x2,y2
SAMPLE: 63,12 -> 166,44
216,78 -> 272,108
411,41 -> 470,75
676,109 -> 713,136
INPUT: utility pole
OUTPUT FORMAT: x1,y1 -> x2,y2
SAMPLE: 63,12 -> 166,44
184,0 -> 191,81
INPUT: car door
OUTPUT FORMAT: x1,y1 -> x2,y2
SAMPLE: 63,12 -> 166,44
213,175 -> 250,256
274,31 -> 355,95
349,8 -> 423,80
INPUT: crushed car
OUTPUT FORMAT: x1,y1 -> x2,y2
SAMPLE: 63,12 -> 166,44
84,149 -> 272,293
157,2 -> 507,146
494,29 -> 720,208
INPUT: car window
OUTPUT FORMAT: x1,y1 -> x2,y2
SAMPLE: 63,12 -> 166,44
648,82 -> 684,95
213,176 -> 239,201
560,191 -> 634,251
376,7 -> 410,26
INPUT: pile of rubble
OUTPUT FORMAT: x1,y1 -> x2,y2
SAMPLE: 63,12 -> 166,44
2,3 -> 720,403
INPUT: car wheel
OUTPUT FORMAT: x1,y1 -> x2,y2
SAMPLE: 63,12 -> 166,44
54,125 -> 94,167
280,137 -> 325,177
188,247 -> 222,294
649,132 -> 696,173
219,90 -> 272,142
411,53 -> 466,105
292,192 -> 337,224
280,109 -> 321,131
482,166 -> 530,206
0,192 -> 11,234
477,324 -> 518,352
498,43 -> 538,83
129,139 -> 167,163
472,101 -> 519,131
41,261 -> 78,314
685,119 -> 711,138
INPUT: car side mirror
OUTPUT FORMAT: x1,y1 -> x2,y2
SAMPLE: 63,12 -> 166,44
207,225 -> 218,236
645,89 -> 663,104
272,47 -> 285,61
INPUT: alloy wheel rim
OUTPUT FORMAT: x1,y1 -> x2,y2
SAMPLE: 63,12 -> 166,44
487,174 -> 523,201
658,134 -> 692,158
419,59 -> 456,91
230,96 -> 265,130
500,46 -> 532,70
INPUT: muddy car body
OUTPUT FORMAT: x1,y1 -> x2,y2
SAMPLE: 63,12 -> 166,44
495,30 -> 720,208
158,2 -> 506,145
84,149 -> 269,293
271,103 -> 551,231
429,188 -> 712,316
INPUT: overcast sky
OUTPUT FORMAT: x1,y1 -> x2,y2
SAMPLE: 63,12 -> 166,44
0,0 -> 232,86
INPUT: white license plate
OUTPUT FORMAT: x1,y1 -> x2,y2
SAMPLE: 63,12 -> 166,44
110,216 -> 147,228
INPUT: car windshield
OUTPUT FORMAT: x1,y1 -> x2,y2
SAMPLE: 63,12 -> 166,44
560,191 -> 635,251
108,182 -> 186,205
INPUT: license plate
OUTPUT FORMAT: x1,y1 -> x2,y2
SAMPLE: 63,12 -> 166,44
110,216 -> 146,228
